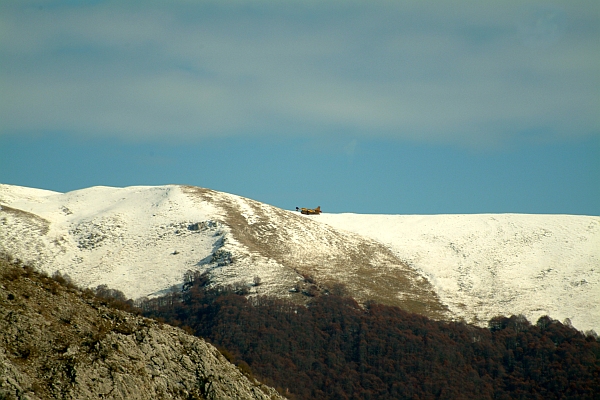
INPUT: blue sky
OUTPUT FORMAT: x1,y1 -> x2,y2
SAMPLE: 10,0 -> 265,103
1,0 -> 598,215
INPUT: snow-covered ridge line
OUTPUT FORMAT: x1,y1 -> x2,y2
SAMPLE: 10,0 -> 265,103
318,213 -> 600,333
0,184 -> 222,299
1,183 -> 599,333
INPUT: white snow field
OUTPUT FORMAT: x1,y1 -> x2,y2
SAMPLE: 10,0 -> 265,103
0,184 -> 221,298
1,183 -> 599,333
318,213 -> 600,333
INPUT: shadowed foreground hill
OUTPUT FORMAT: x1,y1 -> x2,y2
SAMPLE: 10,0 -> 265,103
0,258 -> 284,400
142,274 -> 600,400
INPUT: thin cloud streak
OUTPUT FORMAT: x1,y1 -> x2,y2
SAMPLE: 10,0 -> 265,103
1,1 -> 598,146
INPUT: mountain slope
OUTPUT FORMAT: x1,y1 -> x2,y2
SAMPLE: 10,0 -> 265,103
0,184 -> 449,320
0,258 -> 285,400
1,183 -> 598,331
319,213 -> 600,332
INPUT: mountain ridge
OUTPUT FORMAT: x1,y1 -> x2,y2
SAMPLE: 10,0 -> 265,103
1,183 -> 598,332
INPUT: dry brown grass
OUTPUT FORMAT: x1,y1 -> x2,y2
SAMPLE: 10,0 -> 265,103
0,205 -> 50,235
181,185 -> 451,321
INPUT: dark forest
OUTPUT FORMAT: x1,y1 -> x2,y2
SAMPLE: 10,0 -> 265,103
138,273 -> 600,400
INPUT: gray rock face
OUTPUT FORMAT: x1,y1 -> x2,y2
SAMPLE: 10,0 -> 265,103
0,260 -> 285,400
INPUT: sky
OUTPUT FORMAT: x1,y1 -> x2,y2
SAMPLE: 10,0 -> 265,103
1,0 -> 599,215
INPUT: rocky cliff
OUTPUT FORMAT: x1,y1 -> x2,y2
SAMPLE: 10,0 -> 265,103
0,258 -> 285,400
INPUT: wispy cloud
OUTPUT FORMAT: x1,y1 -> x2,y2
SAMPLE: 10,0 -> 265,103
1,0 -> 598,146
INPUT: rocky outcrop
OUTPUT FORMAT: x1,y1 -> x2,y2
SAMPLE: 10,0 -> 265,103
0,260 -> 285,400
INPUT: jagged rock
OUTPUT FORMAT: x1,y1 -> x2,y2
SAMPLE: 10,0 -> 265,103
188,221 -> 219,231
0,261 -> 285,400
210,249 -> 233,267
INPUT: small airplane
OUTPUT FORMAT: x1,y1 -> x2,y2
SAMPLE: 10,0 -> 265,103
296,206 -> 322,215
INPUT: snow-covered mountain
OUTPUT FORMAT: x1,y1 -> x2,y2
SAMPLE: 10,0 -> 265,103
319,213 -> 600,333
0,184 -> 447,318
1,184 -> 598,333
